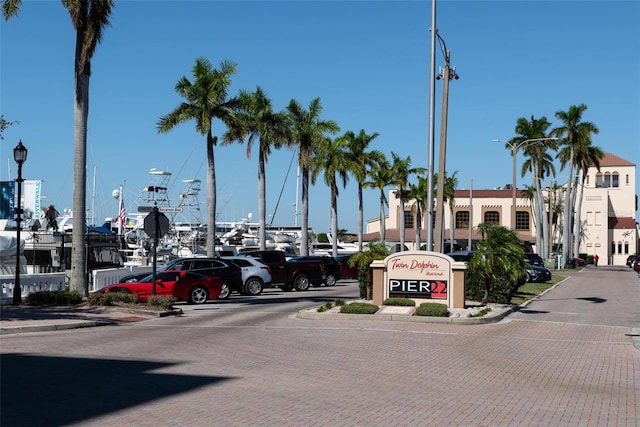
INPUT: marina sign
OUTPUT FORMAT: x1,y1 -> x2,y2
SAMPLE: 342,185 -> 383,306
137,206 -> 183,213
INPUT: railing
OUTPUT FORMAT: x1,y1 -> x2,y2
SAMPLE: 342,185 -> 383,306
1,273 -> 67,302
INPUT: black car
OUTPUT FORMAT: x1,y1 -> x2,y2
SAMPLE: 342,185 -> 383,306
117,257 -> 244,299
524,263 -> 552,283
289,255 -> 342,286
523,253 -> 544,267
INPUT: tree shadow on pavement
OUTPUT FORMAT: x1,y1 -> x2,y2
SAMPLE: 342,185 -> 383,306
1,353 -> 232,426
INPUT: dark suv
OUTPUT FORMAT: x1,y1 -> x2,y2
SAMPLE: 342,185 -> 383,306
289,255 -> 342,286
523,253 -> 544,267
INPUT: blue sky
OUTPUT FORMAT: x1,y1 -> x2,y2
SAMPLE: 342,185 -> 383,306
1,0 -> 639,233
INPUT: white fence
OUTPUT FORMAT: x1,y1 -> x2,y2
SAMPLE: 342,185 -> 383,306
1,273 -> 67,302
91,265 -> 152,292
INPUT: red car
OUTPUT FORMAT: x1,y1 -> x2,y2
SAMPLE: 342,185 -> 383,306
96,270 -> 222,304
335,254 -> 359,280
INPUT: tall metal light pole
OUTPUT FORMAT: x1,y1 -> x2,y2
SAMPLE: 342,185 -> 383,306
433,30 -> 458,253
494,138 -> 557,230
426,0 -> 437,251
13,140 -> 28,305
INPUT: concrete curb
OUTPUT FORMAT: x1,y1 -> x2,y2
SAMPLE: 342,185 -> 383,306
296,304 -> 517,325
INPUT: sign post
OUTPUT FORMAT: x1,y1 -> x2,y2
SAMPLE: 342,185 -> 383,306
143,204 -> 170,295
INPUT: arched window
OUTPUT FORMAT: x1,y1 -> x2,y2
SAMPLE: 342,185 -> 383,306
612,172 -> 619,188
455,211 -> 469,229
596,172 -> 603,188
484,211 -> 500,225
624,241 -> 629,254
611,241 -> 616,254
515,211 -> 530,231
604,172 -> 611,188
403,210 -> 414,229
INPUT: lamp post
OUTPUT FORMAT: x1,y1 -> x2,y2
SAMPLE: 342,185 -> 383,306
433,30 -> 459,253
13,140 -> 28,305
494,137 -> 557,230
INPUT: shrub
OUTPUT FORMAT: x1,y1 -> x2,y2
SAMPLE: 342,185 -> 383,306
25,290 -> 84,306
147,295 -> 176,310
415,302 -> 449,317
340,302 -> 379,314
88,292 -> 138,306
334,299 -> 346,306
383,298 -> 415,307
317,305 -> 327,312
470,307 -> 492,317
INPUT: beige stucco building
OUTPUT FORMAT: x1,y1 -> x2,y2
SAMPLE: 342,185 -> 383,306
365,153 -> 639,266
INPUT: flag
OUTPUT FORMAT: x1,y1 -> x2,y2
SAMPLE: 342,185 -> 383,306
115,194 -> 126,233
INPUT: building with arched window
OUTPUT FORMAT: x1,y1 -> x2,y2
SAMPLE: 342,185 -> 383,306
364,152 -> 638,265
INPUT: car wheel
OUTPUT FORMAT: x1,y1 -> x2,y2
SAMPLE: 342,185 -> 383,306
188,285 -> 209,304
293,274 -> 310,291
218,281 -> 231,299
525,272 -> 533,283
244,278 -> 263,296
324,274 -> 337,287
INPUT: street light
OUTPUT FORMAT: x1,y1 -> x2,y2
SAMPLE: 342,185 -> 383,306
13,140 -> 28,305
493,137 -> 557,230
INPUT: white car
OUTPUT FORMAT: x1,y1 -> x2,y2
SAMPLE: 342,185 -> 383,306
222,256 -> 272,299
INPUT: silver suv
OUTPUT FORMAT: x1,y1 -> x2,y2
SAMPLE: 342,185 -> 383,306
222,256 -> 272,299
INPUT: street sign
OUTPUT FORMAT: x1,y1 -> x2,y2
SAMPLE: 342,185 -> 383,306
158,207 -> 183,213
137,206 -> 154,212
143,210 -> 170,239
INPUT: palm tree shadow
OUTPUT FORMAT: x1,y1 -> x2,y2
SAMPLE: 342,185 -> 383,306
1,353 -> 232,426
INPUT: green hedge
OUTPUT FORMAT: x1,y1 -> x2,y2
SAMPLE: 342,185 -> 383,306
415,302 -> 449,317
383,298 -> 416,307
340,302 -> 379,314
25,290 -> 83,306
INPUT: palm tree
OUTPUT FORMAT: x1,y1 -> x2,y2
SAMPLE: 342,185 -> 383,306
408,174 -> 428,250
286,98 -> 340,256
363,157 -> 392,244
311,135 -> 351,257
390,152 -> 426,251
4,0 -> 115,297
158,58 -> 239,256
443,170 -> 458,252
570,142 -> 604,257
511,115 -> 556,259
343,129 -> 381,251
552,104 -> 599,268
223,86 -> 290,250
469,223 -> 525,304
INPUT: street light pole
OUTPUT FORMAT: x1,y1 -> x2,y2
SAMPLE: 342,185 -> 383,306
433,30 -> 458,253
494,138 -> 557,230
12,140 -> 28,305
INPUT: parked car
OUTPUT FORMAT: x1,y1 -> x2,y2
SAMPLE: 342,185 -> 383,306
573,257 -> 586,266
222,256 -> 272,298
118,257 -> 244,299
632,257 -> 640,273
335,254 -> 358,280
289,255 -> 342,286
95,270 -> 222,304
238,250 -> 325,291
446,250 -> 475,262
523,253 -> 544,267
524,263 -> 552,283
626,254 -> 639,268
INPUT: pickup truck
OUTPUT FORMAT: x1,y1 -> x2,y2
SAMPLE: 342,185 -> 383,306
239,250 -> 325,291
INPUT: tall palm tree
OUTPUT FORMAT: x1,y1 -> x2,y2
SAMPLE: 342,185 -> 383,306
552,104 -> 599,268
286,98 -> 340,256
158,58 -> 239,256
363,157 -> 392,243
311,135 -> 351,257
4,0 -> 115,297
443,170 -> 458,252
390,152 -> 425,251
343,129 -> 381,251
223,86 -> 290,250
511,115 -> 556,259
570,142 -> 604,257
408,174 -> 428,250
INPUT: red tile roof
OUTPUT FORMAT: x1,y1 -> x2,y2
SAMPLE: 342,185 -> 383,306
608,217 -> 638,229
599,153 -> 635,167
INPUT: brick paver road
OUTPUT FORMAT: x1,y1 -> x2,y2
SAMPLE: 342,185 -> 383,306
2,268 -> 638,426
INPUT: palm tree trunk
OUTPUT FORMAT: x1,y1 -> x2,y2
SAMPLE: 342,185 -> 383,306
300,167 -> 309,256
399,191 -> 405,251
206,134 -> 217,256
415,205 -> 422,250
573,175 -> 586,258
331,183 -> 338,257
258,151 -> 267,251
69,71 -> 89,297
562,150 -> 575,267
357,184 -> 364,251
379,191 -> 386,243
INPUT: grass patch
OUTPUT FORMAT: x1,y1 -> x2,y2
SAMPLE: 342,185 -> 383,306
469,307 -> 492,318
511,273 -> 566,306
